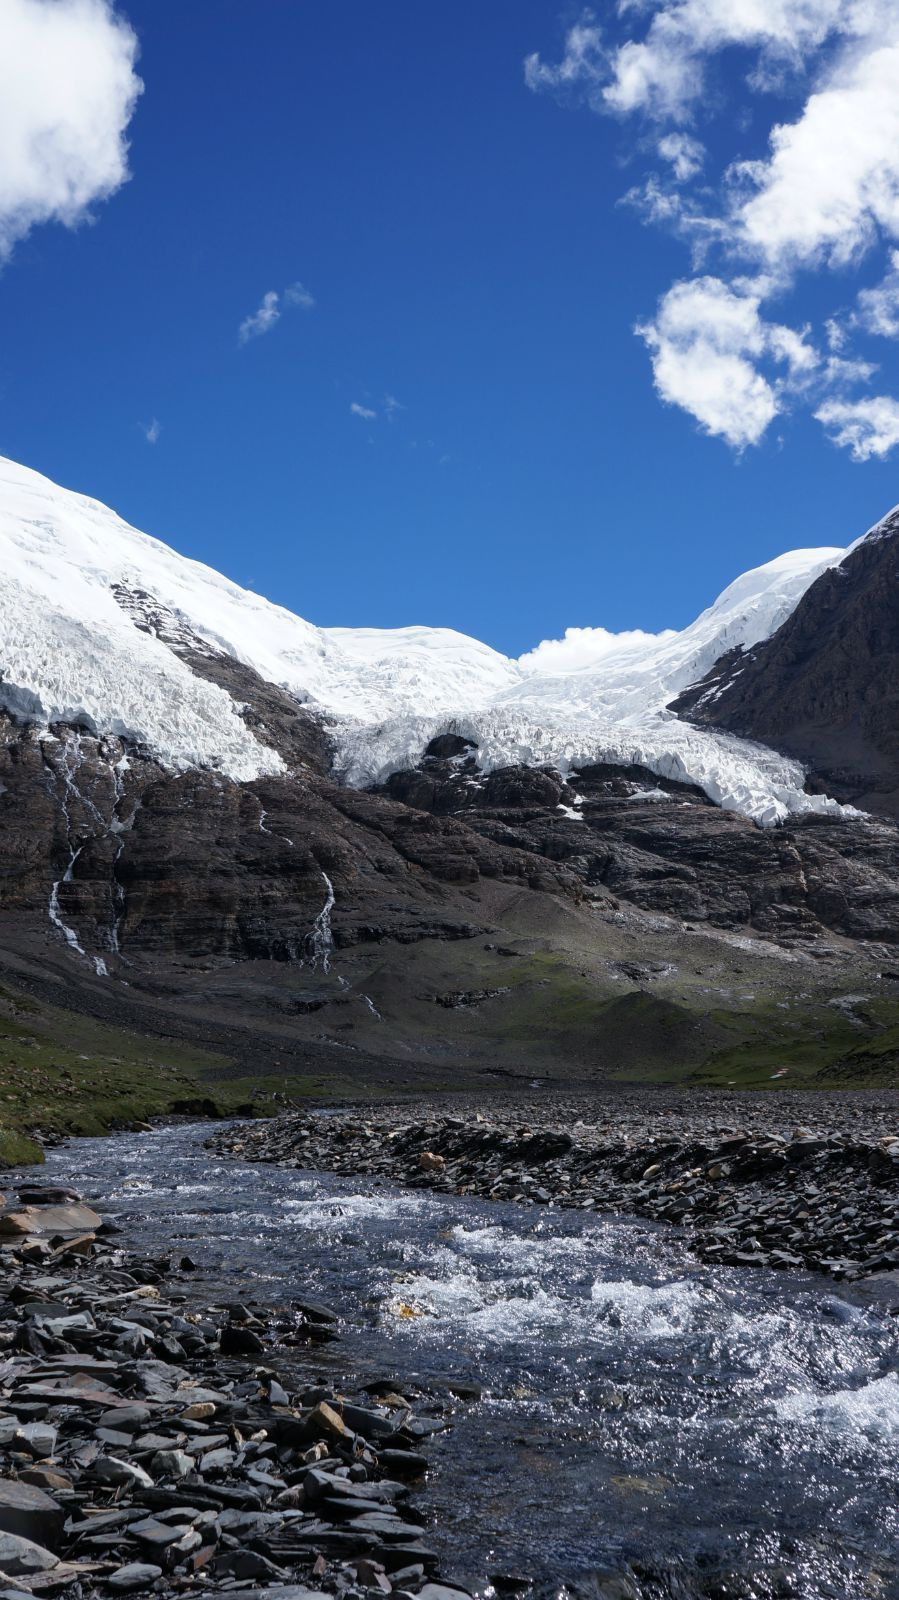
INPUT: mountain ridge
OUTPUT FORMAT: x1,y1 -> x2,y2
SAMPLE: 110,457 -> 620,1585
670,504 -> 899,818
0,453 -> 853,823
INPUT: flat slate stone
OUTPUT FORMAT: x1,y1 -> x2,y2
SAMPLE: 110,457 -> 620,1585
218,1590 -> 333,1600
107,1562 -> 164,1591
0,1481 -> 63,1546
418,1585 -> 476,1600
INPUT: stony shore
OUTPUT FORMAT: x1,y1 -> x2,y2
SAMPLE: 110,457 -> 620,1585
0,1180 -> 477,1600
211,1091 -> 899,1294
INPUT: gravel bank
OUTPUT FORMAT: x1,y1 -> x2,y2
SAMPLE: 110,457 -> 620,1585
211,1091 -> 899,1293
0,1179 -> 479,1599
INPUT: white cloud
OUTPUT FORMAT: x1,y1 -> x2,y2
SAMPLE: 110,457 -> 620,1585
733,33 -> 899,275
658,132 -> 704,182
518,625 -> 674,676
524,13 -> 605,100
383,393 -> 403,420
816,394 -> 899,458
350,402 -> 377,420
141,417 -> 161,445
825,315 -> 848,352
602,0 -> 848,120
636,276 -> 820,448
238,281 -> 315,344
284,281 -> 315,309
0,0 -> 142,263
239,290 -> 281,344
236,292 -> 278,345
823,353 -> 877,386
528,0 -> 899,459
855,250 -> 899,338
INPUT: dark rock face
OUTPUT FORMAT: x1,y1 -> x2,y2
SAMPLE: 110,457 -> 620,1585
670,514 -> 899,817
0,702 -> 579,973
378,744 -> 899,943
3,573 -> 899,1011
3,685 -> 899,993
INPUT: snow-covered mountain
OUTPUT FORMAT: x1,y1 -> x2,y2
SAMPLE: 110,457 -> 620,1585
0,454 -> 854,823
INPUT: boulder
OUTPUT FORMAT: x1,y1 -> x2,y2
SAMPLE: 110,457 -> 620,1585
0,1204 -> 103,1238
418,1151 -> 446,1173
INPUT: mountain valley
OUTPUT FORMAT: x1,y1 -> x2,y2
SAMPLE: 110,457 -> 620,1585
1,457 -> 898,1128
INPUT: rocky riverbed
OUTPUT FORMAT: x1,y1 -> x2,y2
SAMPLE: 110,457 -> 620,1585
4,1117 -> 899,1600
0,1179 -> 474,1600
210,1091 -> 899,1292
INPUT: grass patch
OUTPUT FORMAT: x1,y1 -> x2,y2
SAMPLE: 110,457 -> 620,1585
0,980 -> 289,1165
692,997 -> 899,1088
0,1129 -> 44,1166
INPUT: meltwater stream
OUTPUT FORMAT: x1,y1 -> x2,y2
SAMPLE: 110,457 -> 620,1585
40,1124 -> 899,1600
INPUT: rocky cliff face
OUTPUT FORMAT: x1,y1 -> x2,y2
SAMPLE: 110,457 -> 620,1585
378,739 -> 899,944
4,670 -> 899,989
670,512 -> 899,817
2,577 -> 899,1089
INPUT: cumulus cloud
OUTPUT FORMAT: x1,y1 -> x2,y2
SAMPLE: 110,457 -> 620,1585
602,0 -> 848,119
518,625 -> 673,676
636,277 -> 819,448
238,281 -> 314,344
141,417 -> 161,445
526,1 -> 850,122
350,402 -> 377,420
733,32 -> 899,275
815,394 -> 899,459
0,0 -> 142,263
526,0 -> 899,458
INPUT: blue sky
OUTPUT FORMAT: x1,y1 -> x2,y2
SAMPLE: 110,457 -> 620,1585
2,1 -> 899,657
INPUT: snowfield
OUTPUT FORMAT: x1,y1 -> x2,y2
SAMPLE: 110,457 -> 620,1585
0,454 -> 860,824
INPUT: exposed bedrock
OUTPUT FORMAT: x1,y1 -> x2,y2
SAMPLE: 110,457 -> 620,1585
3,656 -> 899,987
376,740 -> 899,945
670,509 -> 899,817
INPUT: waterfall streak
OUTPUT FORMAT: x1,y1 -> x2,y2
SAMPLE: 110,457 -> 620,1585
305,872 -> 335,973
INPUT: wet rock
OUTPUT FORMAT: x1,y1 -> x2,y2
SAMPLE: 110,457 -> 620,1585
221,1322 -> 266,1355
221,1591 -> 332,1600
15,1187 -> 82,1206
210,1093 -> 899,1285
418,1585 -> 476,1600
292,1299 -> 339,1325
0,1204 -> 103,1237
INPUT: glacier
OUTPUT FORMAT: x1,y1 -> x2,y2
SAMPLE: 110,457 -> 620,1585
0,454 -> 856,825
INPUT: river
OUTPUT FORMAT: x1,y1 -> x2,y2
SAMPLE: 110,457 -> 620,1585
37,1123 -> 899,1600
